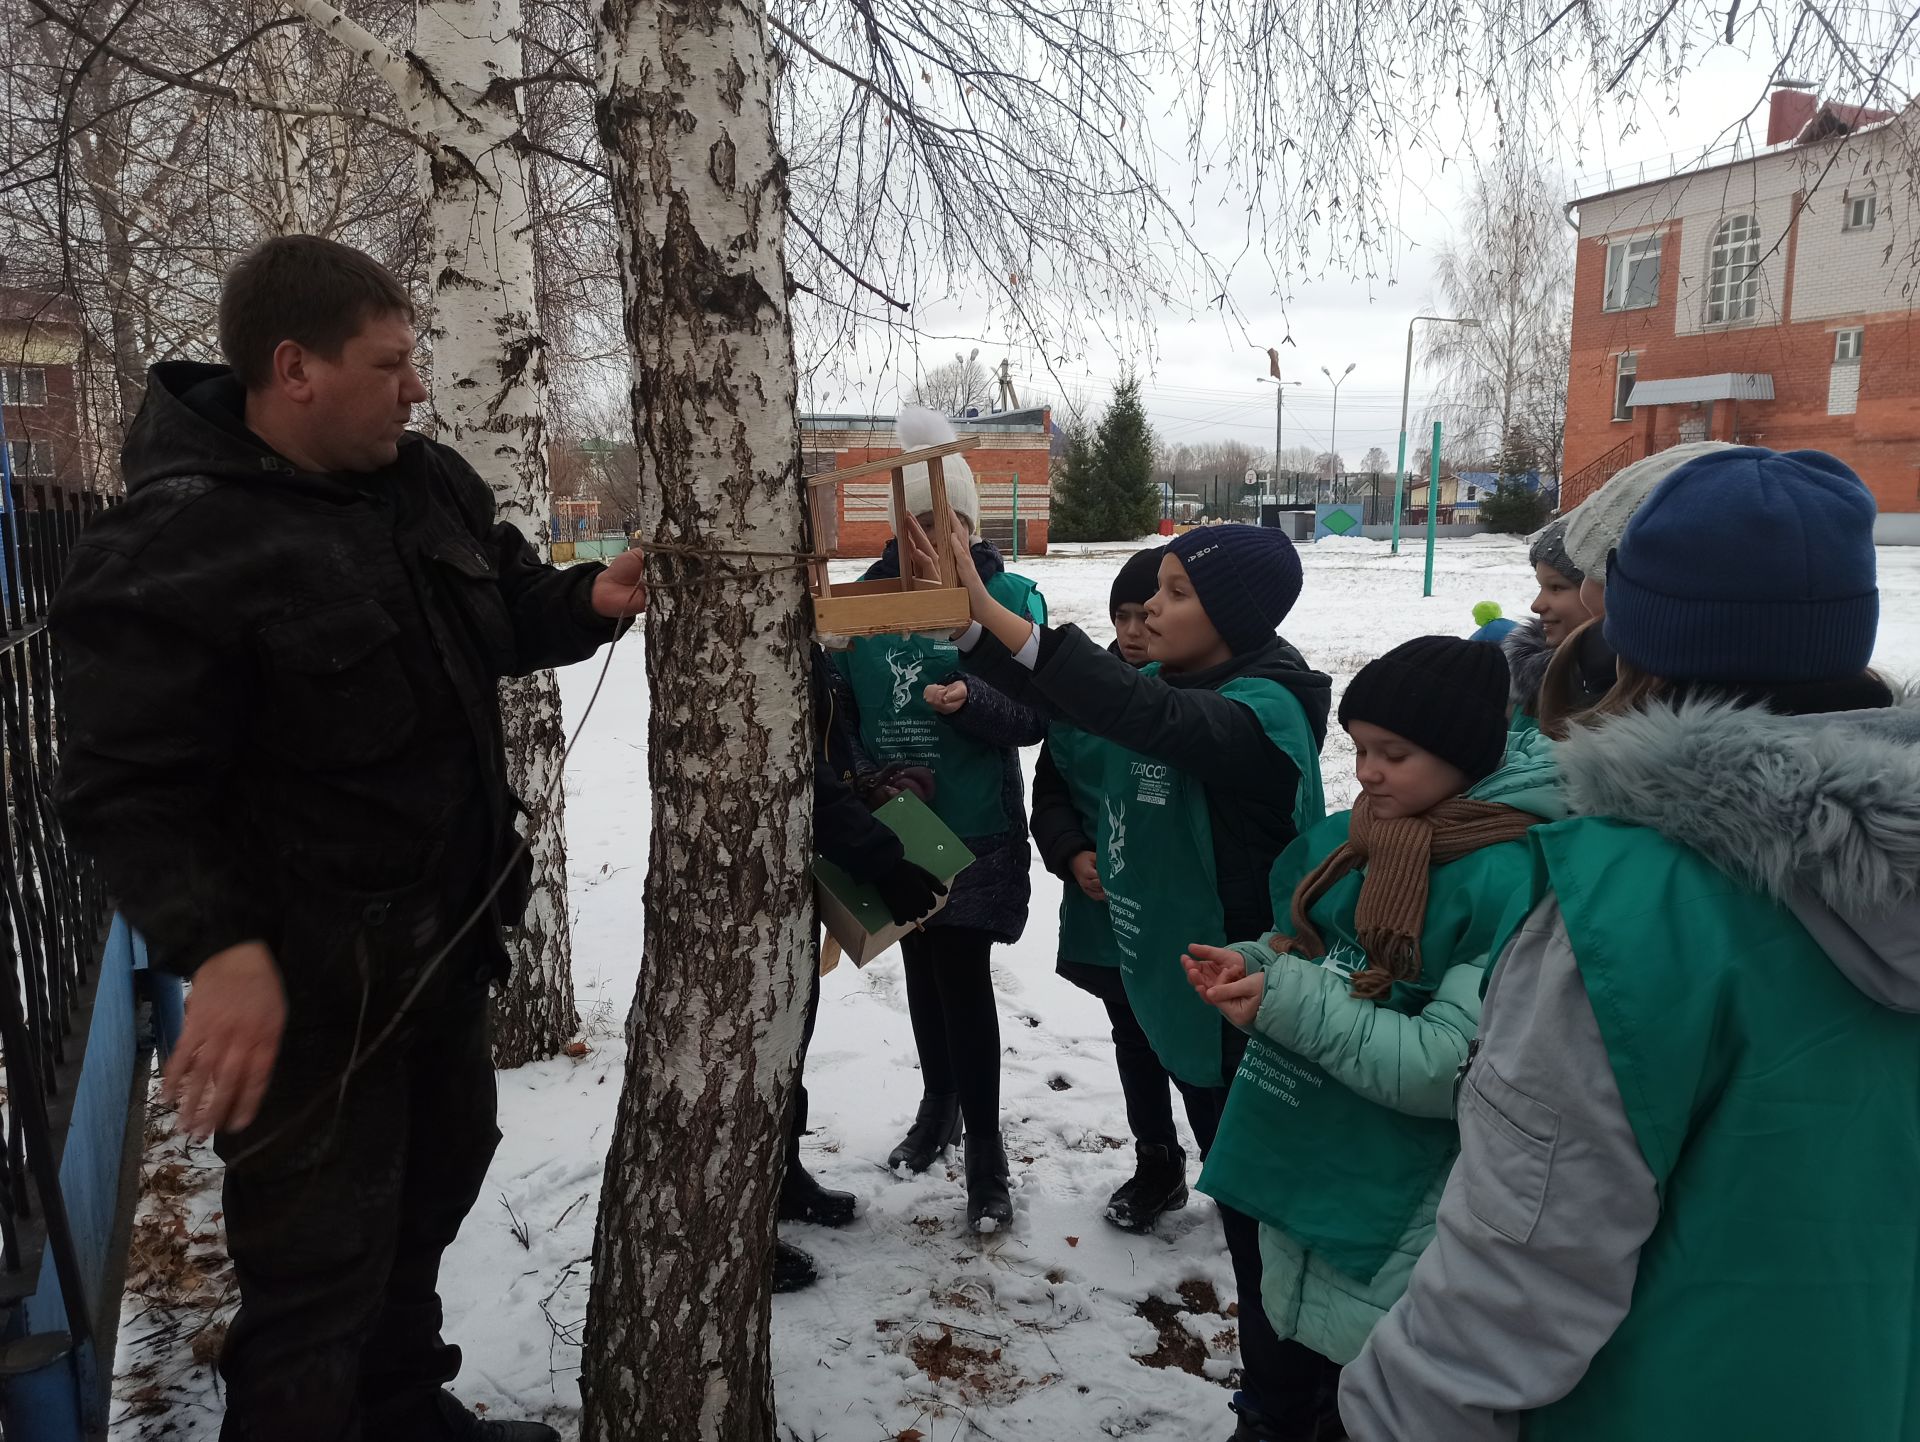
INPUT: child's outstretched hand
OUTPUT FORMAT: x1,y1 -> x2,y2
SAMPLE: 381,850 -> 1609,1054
904,510 -> 1030,650
923,680 -> 969,714
901,511 -> 944,583
944,513 -> 984,595
1182,942 -> 1266,1029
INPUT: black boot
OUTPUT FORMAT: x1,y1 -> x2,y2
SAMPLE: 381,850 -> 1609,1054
779,1161 -> 858,1228
1104,1142 -> 1189,1234
773,1239 -> 819,1294
426,1390 -> 561,1441
963,1130 -> 1014,1234
887,1091 -> 962,1175
1228,1391 -> 1347,1442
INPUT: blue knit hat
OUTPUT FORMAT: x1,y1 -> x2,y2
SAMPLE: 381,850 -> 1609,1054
1166,525 -> 1303,655
1604,447 -> 1878,684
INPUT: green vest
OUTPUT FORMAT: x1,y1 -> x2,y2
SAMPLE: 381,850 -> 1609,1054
1526,818 -> 1920,1442
1048,722 -> 1121,968
837,570 -> 1045,839
1086,673 -> 1324,1089
1199,814 -> 1541,1282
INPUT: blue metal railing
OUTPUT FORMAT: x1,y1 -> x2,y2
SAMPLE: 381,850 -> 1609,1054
0,482 -> 172,1442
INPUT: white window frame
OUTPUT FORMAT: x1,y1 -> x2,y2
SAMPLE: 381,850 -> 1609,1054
1704,215 -> 1762,326
0,367 -> 47,407
1603,235 -> 1662,312
1612,353 -> 1638,422
1835,327 -> 1864,363
5,439 -> 52,477
1844,193 -> 1877,232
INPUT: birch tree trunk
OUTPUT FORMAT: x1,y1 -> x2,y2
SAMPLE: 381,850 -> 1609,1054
252,24 -> 314,234
580,0 -> 810,1430
412,0 -> 580,1068
287,0 -> 580,1065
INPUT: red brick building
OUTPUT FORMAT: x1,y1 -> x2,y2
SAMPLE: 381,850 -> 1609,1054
0,288 -> 85,490
802,409 -> 1054,557
1562,91 -> 1920,538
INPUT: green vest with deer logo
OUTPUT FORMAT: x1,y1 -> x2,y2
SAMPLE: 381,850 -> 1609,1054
837,570 -> 1044,840
1523,817 -> 1920,1442
1083,671 -> 1325,1088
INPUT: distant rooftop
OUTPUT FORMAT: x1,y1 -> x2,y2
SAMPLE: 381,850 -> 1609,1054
0,285 -> 81,330
800,407 -> 1052,434
1569,90 -> 1898,209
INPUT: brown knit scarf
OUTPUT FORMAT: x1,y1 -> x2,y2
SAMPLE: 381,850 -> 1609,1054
1270,794 -> 1540,1000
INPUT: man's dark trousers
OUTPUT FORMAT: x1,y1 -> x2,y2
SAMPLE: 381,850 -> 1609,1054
214,972 -> 499,1442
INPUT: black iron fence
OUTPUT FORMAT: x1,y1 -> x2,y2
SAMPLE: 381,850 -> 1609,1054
0,484 -> 117,1412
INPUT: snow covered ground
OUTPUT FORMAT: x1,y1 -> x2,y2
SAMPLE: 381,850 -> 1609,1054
111,535 -> 1920,1441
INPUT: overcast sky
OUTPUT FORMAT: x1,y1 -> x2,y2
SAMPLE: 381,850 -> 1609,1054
795,43 -> 1896,466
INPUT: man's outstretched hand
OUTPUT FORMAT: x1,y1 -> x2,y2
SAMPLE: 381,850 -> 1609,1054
591,548 -> 649,618
163,941 -> 287,1140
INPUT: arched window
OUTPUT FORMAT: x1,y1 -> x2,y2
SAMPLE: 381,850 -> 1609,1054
1705,215 -> 1761,324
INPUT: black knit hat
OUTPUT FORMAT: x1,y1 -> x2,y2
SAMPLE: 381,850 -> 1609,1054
1110,546 -> 1165,617
1338,636 -> 1511,782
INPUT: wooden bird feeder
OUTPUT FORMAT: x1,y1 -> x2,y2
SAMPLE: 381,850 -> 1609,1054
806,437 -> 980,638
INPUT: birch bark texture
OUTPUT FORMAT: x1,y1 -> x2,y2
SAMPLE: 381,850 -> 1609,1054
581,0 -> 810,1430
250,22 -> 313,235
286,0 -> 580,1065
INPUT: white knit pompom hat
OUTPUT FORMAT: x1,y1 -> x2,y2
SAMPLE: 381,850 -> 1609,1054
888,405 -> 980,535
1564,440 -> 1739,580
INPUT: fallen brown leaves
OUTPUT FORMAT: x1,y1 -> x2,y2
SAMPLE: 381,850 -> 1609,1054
1134,1278 -> 1233,1378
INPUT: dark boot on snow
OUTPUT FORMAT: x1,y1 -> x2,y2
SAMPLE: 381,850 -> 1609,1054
1228,1391 -> 1347,1442
963,1130 -> 1014,1234
427,1389 -> 561,1442
887,1091 -> 962,1175
772,1239 -> 819,1294
1104,1142 -> 1189,1233
779,1161 -> 858,1228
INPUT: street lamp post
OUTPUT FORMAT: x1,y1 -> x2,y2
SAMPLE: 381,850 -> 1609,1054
1393,315 -> 1481,554
1320,363 -> 1356,505
1258,374 -> 1303,507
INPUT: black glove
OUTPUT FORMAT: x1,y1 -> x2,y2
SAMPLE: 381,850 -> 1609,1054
873,858 -> 948,926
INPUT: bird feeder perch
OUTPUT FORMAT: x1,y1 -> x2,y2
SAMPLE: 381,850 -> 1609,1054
806,437 -> 980,638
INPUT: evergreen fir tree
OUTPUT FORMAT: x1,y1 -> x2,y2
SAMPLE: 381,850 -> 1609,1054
1093,376 -> 1160,539
1481,424 -> 1550,534
1048,411 -> 1101,541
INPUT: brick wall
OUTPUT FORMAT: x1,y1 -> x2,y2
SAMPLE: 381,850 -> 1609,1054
0,359 -> 84,489
807,431 -> 1053,558
1564,116 -> 1920,515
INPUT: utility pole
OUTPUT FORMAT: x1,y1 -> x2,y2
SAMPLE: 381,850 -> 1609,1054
995,358 -> 1020,413
1321,362 -> 1355,505
1393,315 -> 1480,554
1258,370 -> 1302,511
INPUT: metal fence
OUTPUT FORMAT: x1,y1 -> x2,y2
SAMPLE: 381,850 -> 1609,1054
1171,471 -> 1399,523
0,484 -> 124,1438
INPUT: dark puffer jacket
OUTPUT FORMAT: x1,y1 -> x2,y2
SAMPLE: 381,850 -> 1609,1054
967,625 -> 1331,943
53,363 -> 617,1015
811,645 -> 903,883
837,538 -> 1047,942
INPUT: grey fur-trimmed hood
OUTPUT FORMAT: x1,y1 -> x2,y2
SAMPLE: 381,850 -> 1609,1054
1557,694 -> 1920,1011
1502,619 -> 1555,711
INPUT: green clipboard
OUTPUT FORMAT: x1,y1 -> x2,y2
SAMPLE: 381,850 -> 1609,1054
813,792 -> 975,967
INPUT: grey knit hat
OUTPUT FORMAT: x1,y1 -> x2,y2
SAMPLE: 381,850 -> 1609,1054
1526,517 -> 1583,586
1564,441 -> 1738,580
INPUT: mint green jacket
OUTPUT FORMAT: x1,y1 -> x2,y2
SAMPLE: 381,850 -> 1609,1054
1230,732 -> 1563,1362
